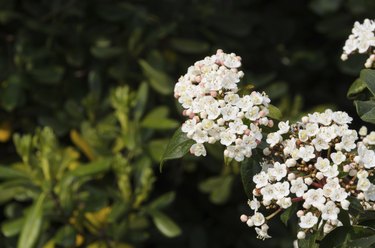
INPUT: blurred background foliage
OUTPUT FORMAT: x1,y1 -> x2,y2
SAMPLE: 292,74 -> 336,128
0,0 -> 374,247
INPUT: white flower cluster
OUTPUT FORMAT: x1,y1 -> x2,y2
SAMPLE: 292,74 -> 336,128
174,49 -> 272,161
341,19 -> 375,68
240,109 -> 375,240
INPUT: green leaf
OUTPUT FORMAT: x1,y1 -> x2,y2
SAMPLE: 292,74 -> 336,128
199,175 -> 234,204
17,193 -> 45,248
141,107 -> 179,129
30,66 -> 64,85
147,139 -> 170,162
69,158 -> 111,177
160,127 -> 195,171
298,232 -> 319,248
0,75 -> 25,111
268,104 -> 282,120
240,158 -> 260,198
148,192 -> 175,210
360,69 -> 375,96
0,165 -> 29,179
347,78 -> 367,99
354,100 -> 375,124
170,38 -> 210,54
134,82 -> 149,121
139,59 -> 173,95
280,203 -> 298,226
150,210 -> 182,238
1,218 -> 24,237
348,234 -> 375,248
319,226 -> 350,248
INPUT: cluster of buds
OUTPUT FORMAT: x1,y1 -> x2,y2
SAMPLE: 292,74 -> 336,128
174,50 -> 272,161
240,109 -> 375,240
341,19 -> 375,68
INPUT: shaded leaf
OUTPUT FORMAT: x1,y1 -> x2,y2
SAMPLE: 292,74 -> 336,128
268,104 -> 282,120
150,210 -> 181,238
139,60 -> 173,95
160,128 -> 195,171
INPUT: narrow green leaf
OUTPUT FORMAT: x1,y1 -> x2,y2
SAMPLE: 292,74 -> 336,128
268,104 -> 282,120
148,192 -> 176,210
1,218 -> 24,237
69,158 -> 111,177
150,210 -> 181,238
160,128 -> 195,171
0,165 -> 29,179
139,60 -> 173,95
17,193 -> 45,248
134,82 -> 149,121
347,78 -> 367,99
360,69 -> 375,96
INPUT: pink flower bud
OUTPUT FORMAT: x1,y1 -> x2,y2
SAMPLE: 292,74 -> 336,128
268,120 -> 274,127
210,91 -> 217,97
240,215 -> 248,223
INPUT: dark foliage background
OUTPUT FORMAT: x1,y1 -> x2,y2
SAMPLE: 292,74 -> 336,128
0,0 -> 374,247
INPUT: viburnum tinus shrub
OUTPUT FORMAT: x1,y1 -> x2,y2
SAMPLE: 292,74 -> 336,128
162,47 -> 375,247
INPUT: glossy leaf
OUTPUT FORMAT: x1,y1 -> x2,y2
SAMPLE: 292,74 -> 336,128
360,69 -> 375,96
347,78 -> 366,99
160,127 -> 195,171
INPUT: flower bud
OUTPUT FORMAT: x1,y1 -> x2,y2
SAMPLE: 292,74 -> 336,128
297,231 -> 306,239
240,214 -> 248,223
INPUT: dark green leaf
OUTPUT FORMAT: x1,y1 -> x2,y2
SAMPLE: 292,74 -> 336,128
360,69 -> 375,96
280,203 -> 298,226
160,128 -> 195,171
139,60 -> 173,95
347,78 -> 367,99
240,158 -> 260,198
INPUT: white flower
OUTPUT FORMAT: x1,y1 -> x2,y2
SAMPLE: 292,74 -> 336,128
220,131 -> 236,146
299,212 -> 318,229
260,184 -> 276,201
315,157 -> 331,172
364,184 -> 375,201
298,146 -> 315,162
190,143 -> 206,156
321,201 -> 340,221
306,123 -> 319,136
323,164 -> 339,179
304,189 -> 326,208
290,178 -> 308,197
357,178 -> 371,191
255,224 -> 272,240
266,132 -> 282,147
248,197 -> 261,211
277,197 -> 292,209
277,121 -> 290,134
330,151 -> 346,165
312,137 -> 329,151
268,162 -> 287,181
251,212 -> 265,226
253,171 -> 269,188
